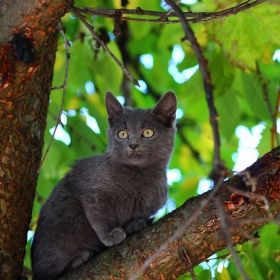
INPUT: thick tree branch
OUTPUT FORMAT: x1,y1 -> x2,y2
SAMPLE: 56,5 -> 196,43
0,0 -> 72,278
60,146 -> 280,280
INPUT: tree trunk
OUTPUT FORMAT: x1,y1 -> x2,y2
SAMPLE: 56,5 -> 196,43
60,146 -> 280,280
0,1 -> 72,278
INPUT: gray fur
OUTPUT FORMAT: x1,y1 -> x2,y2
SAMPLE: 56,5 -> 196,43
31,91 -> 177,279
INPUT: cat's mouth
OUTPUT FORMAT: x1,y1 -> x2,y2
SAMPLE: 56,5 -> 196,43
127,150 -> 144,161
128,150 -> 141,156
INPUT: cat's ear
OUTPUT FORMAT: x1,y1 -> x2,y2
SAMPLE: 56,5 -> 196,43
152,91 -> 177,127
105,91 -> 124,126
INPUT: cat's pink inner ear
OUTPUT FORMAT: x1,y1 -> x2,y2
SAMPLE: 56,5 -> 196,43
152,91 -> 177,123
105,91 -> 124,122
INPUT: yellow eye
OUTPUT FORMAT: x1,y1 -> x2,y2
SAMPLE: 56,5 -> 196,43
118,130 -> 128,139
142,129 -> 154,138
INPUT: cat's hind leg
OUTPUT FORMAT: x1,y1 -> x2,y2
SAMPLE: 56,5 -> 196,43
62,248 -> 94,274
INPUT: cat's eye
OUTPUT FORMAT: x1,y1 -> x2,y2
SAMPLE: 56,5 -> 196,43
142,129 -> 154,138
118,130 -> 128,139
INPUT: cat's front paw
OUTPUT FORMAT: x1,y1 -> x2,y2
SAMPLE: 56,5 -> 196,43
124,219 -> 147,235
102,227 -> 126,247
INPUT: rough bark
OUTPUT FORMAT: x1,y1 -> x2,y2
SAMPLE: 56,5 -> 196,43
0,0 -> 72,278
60,146 -> 280,280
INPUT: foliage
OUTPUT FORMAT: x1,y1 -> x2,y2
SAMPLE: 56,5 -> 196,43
25,0 -> 280,279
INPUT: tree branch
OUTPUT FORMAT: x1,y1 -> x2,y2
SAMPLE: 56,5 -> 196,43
70,7 -> 139,87
60,146 -> 280,280
37,22 -> 71,173
73,0 -> 267,24
165,0 -> 223,182
256,62 -> 280,148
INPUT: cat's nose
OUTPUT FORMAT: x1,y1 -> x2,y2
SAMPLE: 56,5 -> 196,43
129,143 -> 139,150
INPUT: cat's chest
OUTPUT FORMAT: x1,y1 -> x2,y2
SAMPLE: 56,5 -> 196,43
107,168 -> 167,222
112,168 -> 165,196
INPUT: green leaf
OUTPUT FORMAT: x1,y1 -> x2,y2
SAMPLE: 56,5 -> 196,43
66,114 -> 105,158
206,3 -> 280,70
93,40 -> 123,94
215,267 -> 231,280
215,88 -> 240,141
234,69 -> 271,121
197,269 -> 212,280
207,48 -> 235,97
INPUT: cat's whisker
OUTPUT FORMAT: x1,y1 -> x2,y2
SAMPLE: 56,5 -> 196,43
94,155 -> 113,171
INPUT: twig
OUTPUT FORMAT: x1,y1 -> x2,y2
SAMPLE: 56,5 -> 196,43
193,0 -> 267,23
74,6 -> 197,19
273,86 -> 280,145
115,21 -> 133,107
207,252 -> 238,261
212,168 -> 280,279
238,171 -> 257,192
256,62 -> 279,147
70,7 -> 139,86
130,56 -> 161,100
50,85 -> 64,90
165,0 -> 223,183
74,1 -> 267,24
214,195 -> 250,280
214,170 -> 276,279
179,249 -> 197,280
237,227 -> 259,245
236,189 -> 271,216
47,110 -> 107,151
227,184 -> 273,218
37,22 -> 70,173
161,0 -> 181,20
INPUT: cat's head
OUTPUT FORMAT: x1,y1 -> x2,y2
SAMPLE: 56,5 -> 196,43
105,91 -> 177,167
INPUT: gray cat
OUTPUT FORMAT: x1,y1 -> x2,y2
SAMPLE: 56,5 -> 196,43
31,91 -> 177,279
